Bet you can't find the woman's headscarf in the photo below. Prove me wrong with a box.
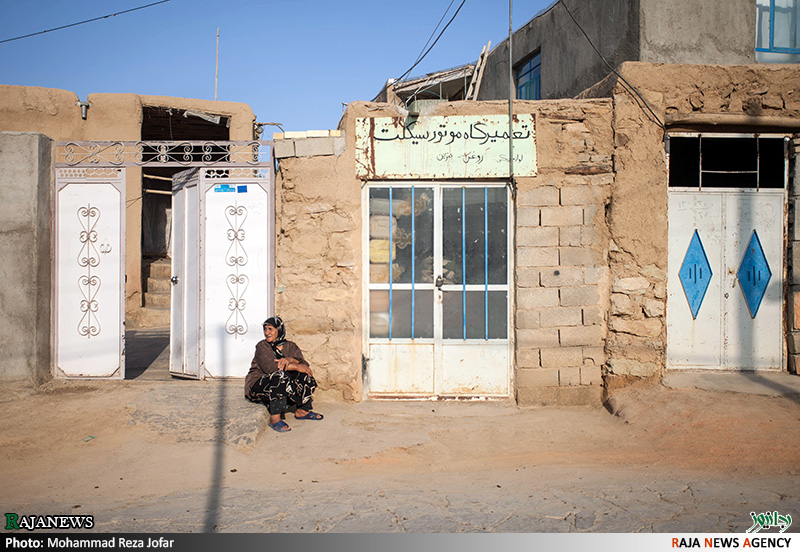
[262,316,286,358]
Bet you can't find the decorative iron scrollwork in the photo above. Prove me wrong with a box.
[57,141,272,167]
[225,203,249,337]
[77,204,102,338]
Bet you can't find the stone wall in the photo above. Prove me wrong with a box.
[582,62,800,380]
[273,119,384,401]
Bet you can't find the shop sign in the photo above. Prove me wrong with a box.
[355,114,536,179]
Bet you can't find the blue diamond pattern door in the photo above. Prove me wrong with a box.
[737,230,772,319]
[679,230,713,319]
[722,193,784,370]
[667,192,724,369]
[667,190,784,371]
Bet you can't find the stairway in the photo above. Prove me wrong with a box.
[135,258,171,328]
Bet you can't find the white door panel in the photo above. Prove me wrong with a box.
[722,193,784,369]
[368,343,435,394]
[667,193,723,368]
[55,176,125,378]
[170,171,274,379]
[667,190,784,370]
[202,182,270,378]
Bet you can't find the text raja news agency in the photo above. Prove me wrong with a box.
[5,536,174,549]
[672,538,792,549]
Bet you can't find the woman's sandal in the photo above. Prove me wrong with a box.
[295,411,323,420]
[269,420,291,432]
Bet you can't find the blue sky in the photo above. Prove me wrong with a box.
[0,0,553,137]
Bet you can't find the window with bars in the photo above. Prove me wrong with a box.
[668,135,787,189]
[367,185,509,341]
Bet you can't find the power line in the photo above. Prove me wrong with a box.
[375,0,467,101]
[396,0,467,84]
[411,0,457,68]
[0,0,174,45]
[558,0,665,130]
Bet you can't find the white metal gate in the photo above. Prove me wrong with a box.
[666,133,788,371]
[364,182,512,397]
[54,140,274,380]
[170,168,274,379]
[54,168,126,378]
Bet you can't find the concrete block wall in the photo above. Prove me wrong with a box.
[0,132,53,385]
[515,176,611,406]
[514,101,613,406]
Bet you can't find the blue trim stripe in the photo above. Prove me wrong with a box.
[770,0,775,51]
[411,186,416,338]
[388,187,393,340]
[462,187,466,340]
[484,187,488,340]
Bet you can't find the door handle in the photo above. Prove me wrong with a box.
[171,276,179,285]
[435,275,443,289]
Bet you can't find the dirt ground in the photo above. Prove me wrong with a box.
[1,379,798,532]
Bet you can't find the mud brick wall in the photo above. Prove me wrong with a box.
[789,136,800,374]
[514,101,613,406]
[583,62,800,380]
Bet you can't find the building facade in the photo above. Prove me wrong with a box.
[274,62,799,404]
[0,85,257,326]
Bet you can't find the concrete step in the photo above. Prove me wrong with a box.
[145,291,170,308]
[147,277,171,293]
[127,307,171,329]
[145,259,172,279]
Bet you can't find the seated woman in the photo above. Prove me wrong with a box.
[245,316,323,432]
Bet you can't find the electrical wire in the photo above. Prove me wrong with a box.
[396,0,467,84]
[0,0,173,45]
[557,0,665,130]
[411,0,457,67]
[375,0,467,101]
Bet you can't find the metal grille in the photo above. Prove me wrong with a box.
[55,141,273,168]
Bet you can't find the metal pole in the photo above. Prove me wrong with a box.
[508,0,514,181]
[215,28,220,101]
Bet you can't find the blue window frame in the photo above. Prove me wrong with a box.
[756,0,800,54]
[514,53,541,100]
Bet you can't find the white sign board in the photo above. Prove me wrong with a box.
[355,114,536,179]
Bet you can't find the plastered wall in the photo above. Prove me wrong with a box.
[0,132,52,384]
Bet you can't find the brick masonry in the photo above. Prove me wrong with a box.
[514,102,613,406]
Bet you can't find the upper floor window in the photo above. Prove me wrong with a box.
[514,53,541,100]
[756,0,800,54]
